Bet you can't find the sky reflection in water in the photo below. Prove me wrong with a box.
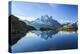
[12,31,78,53]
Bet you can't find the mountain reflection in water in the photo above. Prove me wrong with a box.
[12,30,77,53]
[31,30,59,40]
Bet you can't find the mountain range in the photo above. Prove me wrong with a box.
[24,15,62,30]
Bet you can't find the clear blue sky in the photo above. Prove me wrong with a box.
[11,1,78,24]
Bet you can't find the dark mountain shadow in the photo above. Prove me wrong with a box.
[9,15,36,46]
[72,22,78,31]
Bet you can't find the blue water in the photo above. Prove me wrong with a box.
[12,31,78,53]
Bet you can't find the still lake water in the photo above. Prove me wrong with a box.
[12,30,78,53]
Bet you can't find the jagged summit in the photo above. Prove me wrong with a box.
[29,15,62,29]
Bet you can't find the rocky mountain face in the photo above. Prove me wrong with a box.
[27,15,62,30]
